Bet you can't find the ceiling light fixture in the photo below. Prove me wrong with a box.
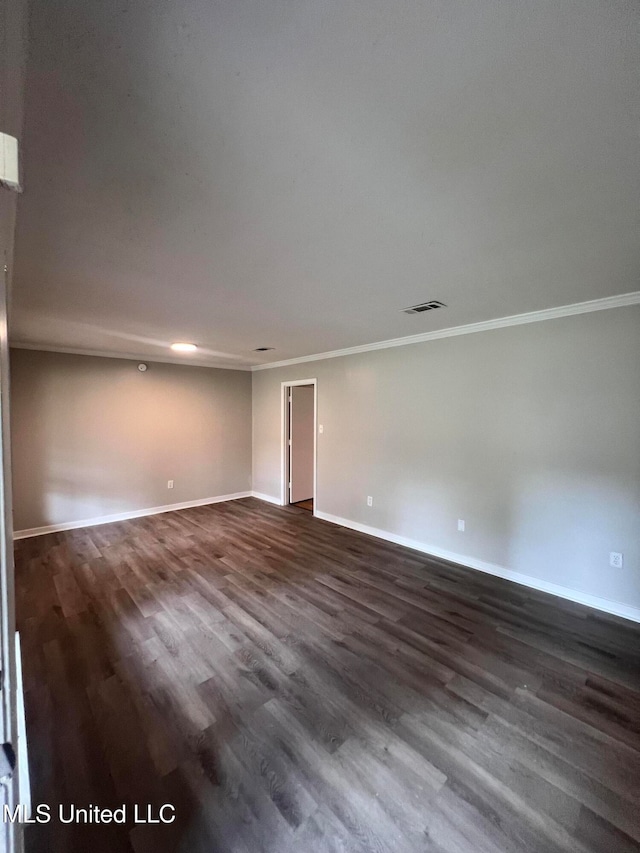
[253,347,274,352]
[170,342,198,353]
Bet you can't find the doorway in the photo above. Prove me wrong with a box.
[281,379,317,514]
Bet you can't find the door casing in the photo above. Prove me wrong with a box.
[280,379,317,513]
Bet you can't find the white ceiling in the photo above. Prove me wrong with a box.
[11,0,640,369]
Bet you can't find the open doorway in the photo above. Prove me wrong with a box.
[281,379,317,514]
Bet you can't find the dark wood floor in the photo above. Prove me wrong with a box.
[14,498,640,853]
[291,499,313,512]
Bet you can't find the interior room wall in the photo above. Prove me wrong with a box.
[10,349,252,531]
[252,305,640,615]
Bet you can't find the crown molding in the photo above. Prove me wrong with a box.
[251,291,640,371]
[9,291,639,373]
[9,342,252,371]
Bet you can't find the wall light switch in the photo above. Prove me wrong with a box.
[457,519,465,532]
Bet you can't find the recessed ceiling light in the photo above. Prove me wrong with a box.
[170,342,197,353]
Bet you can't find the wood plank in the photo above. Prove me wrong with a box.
[15,497,640,852]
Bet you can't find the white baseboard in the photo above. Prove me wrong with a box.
[16,493,639,625]
[13,491,253,539]
[314,510,640,624]
[251,491,283,505]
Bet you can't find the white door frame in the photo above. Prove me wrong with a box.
[281,379,317,513]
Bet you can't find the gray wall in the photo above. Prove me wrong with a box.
[253,306,640,611]
[11,349,252,530]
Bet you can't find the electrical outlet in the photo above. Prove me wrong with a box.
[610,552,623,568]
[167,480,174,489]
[319,424,324,434]
[457,519,465,532]
[367,496,373,507]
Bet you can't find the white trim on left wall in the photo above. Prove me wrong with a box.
[13,491,252,539]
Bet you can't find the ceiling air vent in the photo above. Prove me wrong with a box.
[402,300,446,315]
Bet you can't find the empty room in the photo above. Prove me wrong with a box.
[0,0,639,851]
